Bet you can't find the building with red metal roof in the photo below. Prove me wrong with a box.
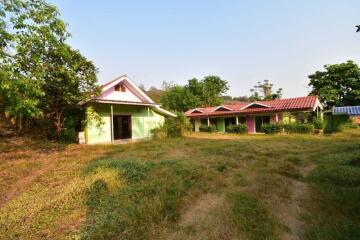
[185,96,323,133]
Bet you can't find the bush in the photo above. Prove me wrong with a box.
[151,113,190,138]
[226,124,247,134]
[313,118,324,130]
[199,124,217,132]
[262,123,282,134]
[323,115,351,134]
[283,123,314,134]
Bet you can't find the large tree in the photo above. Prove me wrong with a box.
[160,84,200,112]
[0,0,99,135]
[308,61,360,109]
[249,80,282,101]
[160,75,229,112]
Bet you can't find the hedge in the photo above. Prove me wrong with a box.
[323,115,351,134]
[226,124,247,134]
[262,123,282,134]
[283,123,314,134]
[199,125,217,132]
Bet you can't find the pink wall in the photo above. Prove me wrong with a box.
[246,116,254,133]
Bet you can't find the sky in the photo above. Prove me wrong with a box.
[50,0,360,98]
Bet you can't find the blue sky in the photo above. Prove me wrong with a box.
[50,0,360,98]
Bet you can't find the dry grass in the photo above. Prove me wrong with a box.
[0,129,359,239]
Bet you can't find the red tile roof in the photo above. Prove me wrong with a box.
[185,96,320,117]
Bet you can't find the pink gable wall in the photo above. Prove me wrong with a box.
[246,116,254,133]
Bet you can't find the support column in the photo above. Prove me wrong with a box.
[207,117,210,126]
[236,116,239,125]
[110,105,114,143]
[275,113,279,122]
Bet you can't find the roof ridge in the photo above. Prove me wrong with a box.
[100,74,128,88]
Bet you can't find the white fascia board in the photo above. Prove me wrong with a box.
[240,102,271,110]
[210,106,233,112]
[189,108,205,114]
[313,98,324,111]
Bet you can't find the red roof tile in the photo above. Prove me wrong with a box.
[185,96,320,117]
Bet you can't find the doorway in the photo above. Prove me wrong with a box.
[225,117,236,132]
[255,116,270,133]
[113,115,132,139]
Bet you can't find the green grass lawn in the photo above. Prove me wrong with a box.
[0,129,360,239]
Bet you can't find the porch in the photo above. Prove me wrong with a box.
[192,111,322,133]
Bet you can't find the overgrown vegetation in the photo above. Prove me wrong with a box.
[1,128,360,239]
[151,113,190,138]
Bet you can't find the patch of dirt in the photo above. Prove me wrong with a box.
[163,193,237,240]
[277,164,315,240]
[180,193,224,226]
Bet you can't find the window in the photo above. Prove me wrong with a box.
[210,118,217,126]
[200,119,207,125]
[115,84,126,92]
[238,117,246,124]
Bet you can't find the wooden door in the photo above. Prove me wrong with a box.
[113,115,132,139]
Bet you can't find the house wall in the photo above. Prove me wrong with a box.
[85,103,165,144]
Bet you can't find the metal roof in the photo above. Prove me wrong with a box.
[333,106,360,116]
[185,96,322,117]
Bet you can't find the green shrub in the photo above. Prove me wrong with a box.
[151,113,190,138]
[59,128,77,142]
[324,115,351,134]
[199,124,217,132]
[262,123,282,134]
[226,124,247,134]
[313,118,324,130]
[283,123,314,134]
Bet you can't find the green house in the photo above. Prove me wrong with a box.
[80,75,175,144]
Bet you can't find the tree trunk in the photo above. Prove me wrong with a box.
[54,110,62,138]
[17,115,23,135]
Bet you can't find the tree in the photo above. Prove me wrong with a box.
[0,0,99,136]
[249,80,282,101]
[161,85,196,112]
[308,60,360,109]
[40,44,99,136]
[160,75,229,112]
[144,86,164,103]
[201,75,229,106]
[221,95,249,104]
